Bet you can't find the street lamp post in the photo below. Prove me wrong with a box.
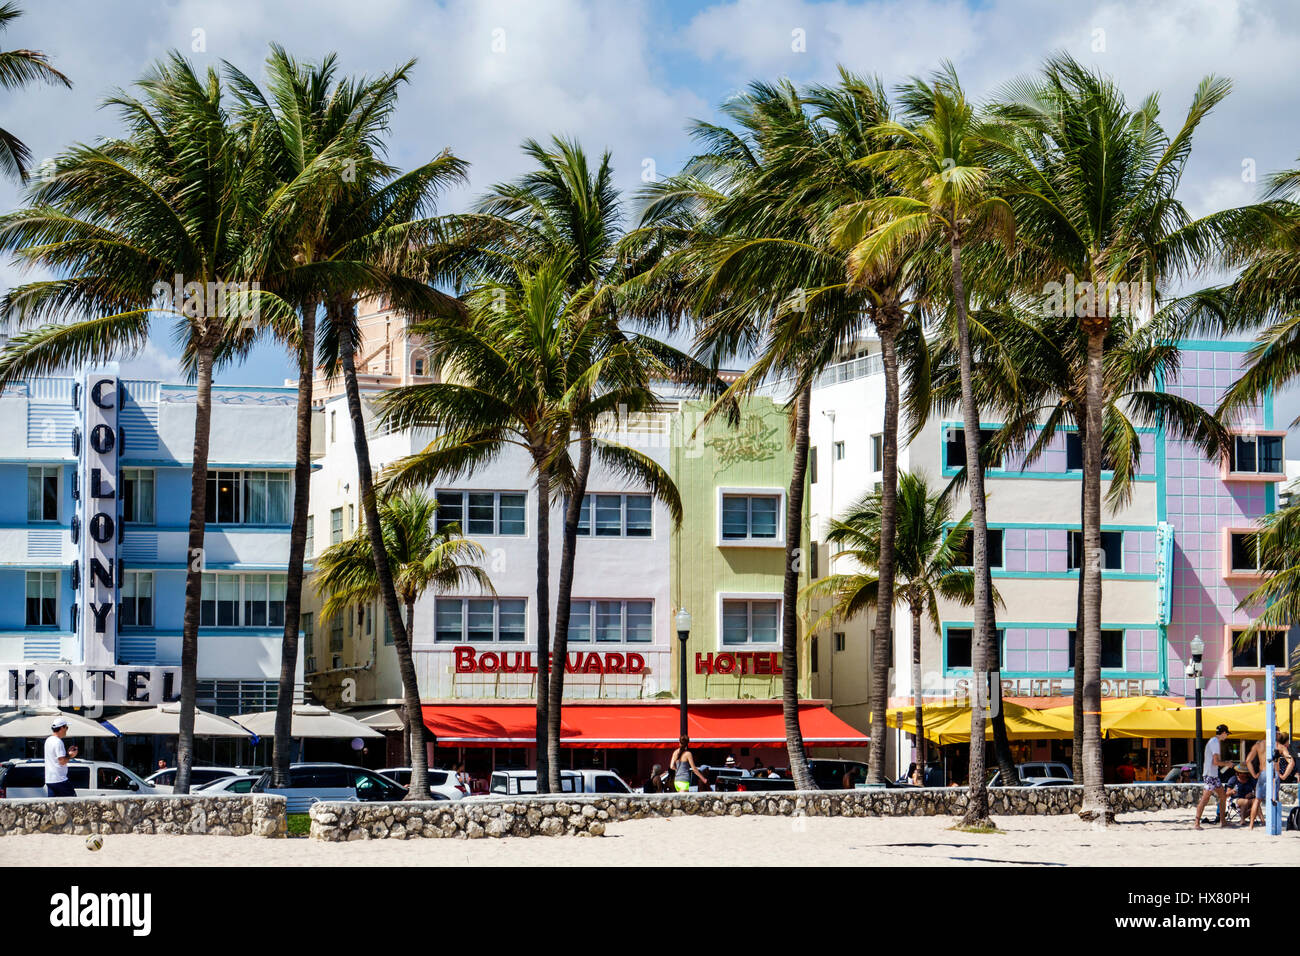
[1190,636,1205,771]
[675,609,692,741]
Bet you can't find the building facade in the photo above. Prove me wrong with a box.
[805,337,1294,777]
[1,369,304,739]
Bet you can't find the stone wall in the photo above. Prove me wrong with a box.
[0,795,286,837]
[309,783,1298,841]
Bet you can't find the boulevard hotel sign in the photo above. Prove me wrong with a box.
[4,371,180,709]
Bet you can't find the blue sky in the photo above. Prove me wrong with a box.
[1,0,1298,393]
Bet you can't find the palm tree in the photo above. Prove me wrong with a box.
[375,259,682,792]
[802,471,982,769]
[313,488,494,761]
[433,136,705,791]
[0,2,70,182]
[0,54,296,793]
[837,65,1014,822]
[942,303,1231,780]
[225,45,423,790]
[642,72,919,788]
[988,54,1231,822]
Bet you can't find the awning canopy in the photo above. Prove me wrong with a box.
[420,702,868,749]
[233,704,384,739]
[104,703,255,738]
[0,707,116,739]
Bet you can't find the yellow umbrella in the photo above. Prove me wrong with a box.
[885,701,1070,743]
[1036,695,1182,736]
[1105,700,1292,740]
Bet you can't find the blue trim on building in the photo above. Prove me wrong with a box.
[940,621,1161,680]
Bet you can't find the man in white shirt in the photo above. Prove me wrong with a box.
[1192,723,1234,830]
[44,717,79,797]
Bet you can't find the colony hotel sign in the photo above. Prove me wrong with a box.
[81,373,119,667]
[5,371,180,708]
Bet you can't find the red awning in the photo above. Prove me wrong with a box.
[421,702,868,749]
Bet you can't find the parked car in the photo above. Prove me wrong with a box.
[477,770,582,796]
[1161,763,1199,784]
[251,762,415,812]
[696,765,751,791]
[989,762,1074,787]
[379,767,467,800]
[571,769,632,794]
[809,759,870,790]
[715,773,795,792]
[145,766,249,792]
[194,774,261,795]
[0,759,156,798]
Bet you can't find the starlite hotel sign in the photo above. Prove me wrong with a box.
[4,370,180,710]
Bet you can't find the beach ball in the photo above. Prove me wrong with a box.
[85,835,103,851]
[350,737,364,751]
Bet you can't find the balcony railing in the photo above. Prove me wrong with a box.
[813,353,883,388]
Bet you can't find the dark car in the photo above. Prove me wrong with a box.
[808,759,871,790]
[715,774,795,792]
[252,762,418,812]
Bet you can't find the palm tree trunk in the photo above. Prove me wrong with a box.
[547,427,591,792]
[1072,469,1086,784]
[533,456,552,793]
[273,296,317,788]
[984,554,1018,785]
[951,238,994,827]
[404,599,416,766]
[867,317,901,785]
[910,601,925,776]
[783,384,814,790]
[337,302,431,800]
[1080,328,1109,822]
[174,340,215,795]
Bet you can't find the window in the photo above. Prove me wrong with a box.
[573,494,652,537]
[951,528,1005,569]
[329,616,343,652]
[568,600,653,643]
[1230,435,1283,474]
[945,628,1004,669]
[121,469,155,524]
[434,598,527,642]
[205,470,291,524]
[330,508,343,545]
[1230,629,1285,670]
[871,433,883,471]
[1229,532,1260,573]
[305,516,314,558]
[834,632,845,653]
[721,494,780,542]
[348,504,355,533]
[834,441,846,461]
[413,356,425,377]
[1068,630,1124,669]
[383,612,394,646]
[1068,531,1123,571]
[809,447,818,484]
[302,613,314,657]
[435,491,526,536]
[199,573,286,628]
[811,636,819,673]
[810,541,819,579]
[944,427,1002,468]
[119,571,153,628]
[1065,433,1115,472]
[721,599,779,645]
[26,466,59,522]
[330,410,337,443]
[25,571,57,627]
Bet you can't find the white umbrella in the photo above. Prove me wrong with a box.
[104,703,255,738]
[350,707,405,732]
[232,704,384,739]
[0,706,116,738]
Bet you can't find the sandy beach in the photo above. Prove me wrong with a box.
[2,809,1295,867]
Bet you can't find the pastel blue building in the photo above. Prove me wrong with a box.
[1,368,304,721]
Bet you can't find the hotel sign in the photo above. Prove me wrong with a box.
[953,677,1162,698]
[454,647,648,675]
[4,664,182,710]
[78,372,119,668]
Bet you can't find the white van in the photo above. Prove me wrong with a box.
[479,768,630,796]
[0,759,156,798]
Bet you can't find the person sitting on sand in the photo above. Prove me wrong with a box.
[1193,724,1235,830]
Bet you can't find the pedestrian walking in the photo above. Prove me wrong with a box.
[1245,732,1295,829]
[1193,724,1235,829]
[44,718,78,798]
[669,736,706,792]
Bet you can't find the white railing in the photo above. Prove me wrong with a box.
[813,353,884,388]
